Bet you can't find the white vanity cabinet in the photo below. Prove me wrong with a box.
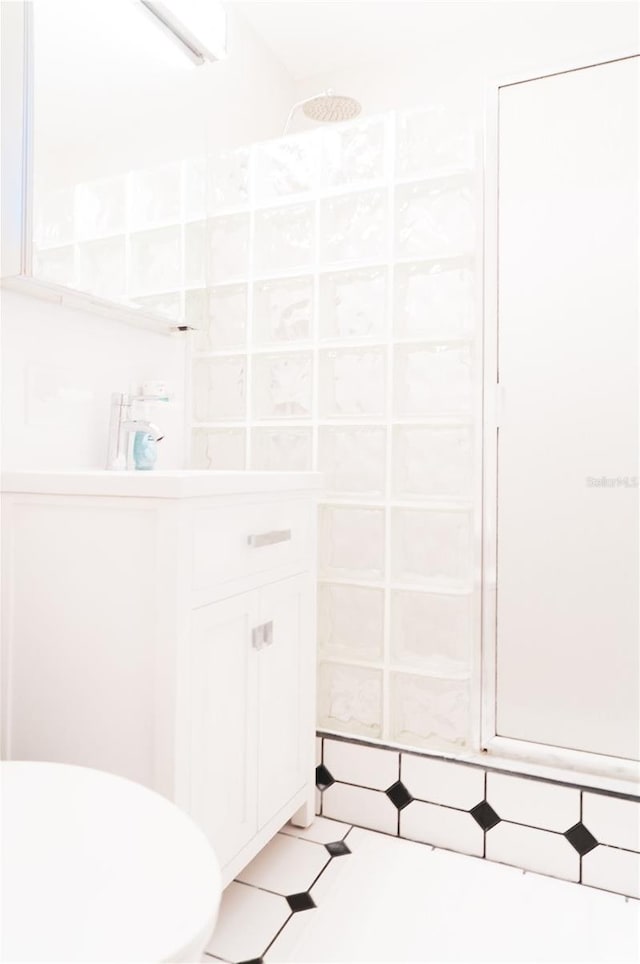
[188,575,312,872]
[1,471,321,884]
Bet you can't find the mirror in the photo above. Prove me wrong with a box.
[29,0,225,323]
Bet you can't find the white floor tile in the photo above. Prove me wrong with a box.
[486,772,580,832]
[401,753,485,809]
[486,821,579,882]
[236,831,330,895]
[323,739,399,790]
[583,793,640,852]
[582,845,640,899]
[206,881,289,962]
[266,827,639,962]
[322,782,398,834]
[280,815,351,844]
[266,852,351,961]
[401,799,484,856]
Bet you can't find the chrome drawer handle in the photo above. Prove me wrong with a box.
[247,529,291,549]
[251,620,274,650]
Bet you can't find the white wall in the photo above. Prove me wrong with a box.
[291,1,637,125]
[1,291,187,470]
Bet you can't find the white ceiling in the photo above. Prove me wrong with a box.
[233,0,636,80]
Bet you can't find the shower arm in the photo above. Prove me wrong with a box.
[282,89,333,136]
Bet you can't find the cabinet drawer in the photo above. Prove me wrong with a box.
[192,499,311,591]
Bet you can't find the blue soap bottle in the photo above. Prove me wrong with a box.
[133,431,158,471]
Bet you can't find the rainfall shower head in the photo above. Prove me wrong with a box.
[283,89,362,135]
[302,92,361,123]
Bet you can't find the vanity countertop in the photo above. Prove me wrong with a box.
[1,470,323,499]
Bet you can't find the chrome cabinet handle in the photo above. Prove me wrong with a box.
[247,529,291,548]
[251,620,274,650]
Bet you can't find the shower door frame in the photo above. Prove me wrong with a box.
[480,49,640,789]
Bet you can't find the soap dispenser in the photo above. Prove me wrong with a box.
[131,381,168,470]
[133,430,160,470]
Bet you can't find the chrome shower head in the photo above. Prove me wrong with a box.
[282,89,362,135]
[302,91,362,124]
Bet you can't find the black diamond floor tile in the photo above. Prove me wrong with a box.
[325,839,351,857]
[315,764,335,791]
[470,800,501,831]
[237,959,263,964]
[286,891,316,913]
[386,780,413,811]
[565,822,598,856]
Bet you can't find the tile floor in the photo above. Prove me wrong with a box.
[205,817,640,964]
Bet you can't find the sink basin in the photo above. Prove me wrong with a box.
[1,469,322,499]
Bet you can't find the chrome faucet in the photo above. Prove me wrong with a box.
[106,392,164,470]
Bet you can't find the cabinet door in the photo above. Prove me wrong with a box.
[257,575,313,827]
[188,593,258,868]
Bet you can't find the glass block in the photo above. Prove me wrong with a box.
[253,277,313,346]
[394,260,475,340]
[33,187,74,247]
[77,237,126,301]
[322,116,386,187]
[318,662,382,738]
[319,267,387,340]
[396,107,474,178]
[390,590,472,676]
[395,180,475,259]
[319,506,385,580]
[185,220,207,286]
[393,344,473,416]
[252,352,312,419]
[321,190,387,264]
[75,176,125,240]
[208,214,250,283]
[391,508,472,587]
[130,226,182,295]
[393,425,473,499]
[319,348,386,417]
[318,427,386,495]
[33,245,76,287]
[130,163,182,229]
[184,156,206,221]
[133,292,181,321]
[207,147,249,210]
[251,428,312,471]
[318,584,384,662]
[391,672,470,750]
[254,135,315,201]
[254,204,314,275]
[192,356,246,421]
[191,428,245,469]
[190,284,247,352]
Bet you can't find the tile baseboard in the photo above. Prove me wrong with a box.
[316,733,640,900]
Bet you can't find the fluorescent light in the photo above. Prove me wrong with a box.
[139,0,227,65]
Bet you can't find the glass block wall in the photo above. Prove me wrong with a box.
[191,109,482,755]
[33,107,481,753]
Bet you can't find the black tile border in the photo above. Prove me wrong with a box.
[317,729,640,803]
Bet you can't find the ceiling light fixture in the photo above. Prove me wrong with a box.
[138,0,227,65]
